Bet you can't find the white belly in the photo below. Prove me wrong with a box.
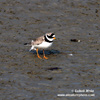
[34,42,53,49]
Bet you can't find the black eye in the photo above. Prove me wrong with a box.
[47,35,53,38]
[51,33,54,37]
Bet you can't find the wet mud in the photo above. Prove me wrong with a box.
[0,0,100,100]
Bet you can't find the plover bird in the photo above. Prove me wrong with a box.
[24,32,56,59]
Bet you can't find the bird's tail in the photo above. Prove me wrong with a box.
[24,43,31,46]
[24,40,34,46]
[24,40,35,51]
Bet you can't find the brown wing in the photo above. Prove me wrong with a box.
[33,35,45,45]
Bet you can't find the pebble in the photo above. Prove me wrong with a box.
[68,54,73,56]
[70,39,81,42]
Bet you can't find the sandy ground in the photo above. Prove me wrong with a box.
[0,0,100,100]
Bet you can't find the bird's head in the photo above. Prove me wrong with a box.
[45,32,56,41]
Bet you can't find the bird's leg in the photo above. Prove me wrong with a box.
[43,49,48,59]
[36,49,42,59]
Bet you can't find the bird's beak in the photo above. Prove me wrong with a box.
[53,37,56,39]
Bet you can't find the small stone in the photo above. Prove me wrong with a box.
[70,39,81,42]
[68,54,73,56]
[95,9,98,13]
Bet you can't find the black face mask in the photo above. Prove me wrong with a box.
[47,33,55,38]
[44,35,53,43]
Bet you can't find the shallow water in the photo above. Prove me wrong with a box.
[0,0,100,100]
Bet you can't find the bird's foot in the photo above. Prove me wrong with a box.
[38,56,42,59]
[43,56,48,59]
